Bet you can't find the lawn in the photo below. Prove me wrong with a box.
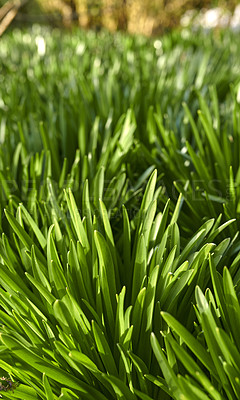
[0,25,240,399]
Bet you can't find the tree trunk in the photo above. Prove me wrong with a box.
[87,0,102,30]
[117,0,128,31]
[0,0,29,36]
[69,0,78,21]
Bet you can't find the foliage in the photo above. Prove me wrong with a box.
[0,26,240,399]
[2,0,240,34]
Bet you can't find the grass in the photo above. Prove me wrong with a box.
[0,25,240,399]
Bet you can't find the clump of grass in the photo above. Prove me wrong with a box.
[0,26,240,399]
[0,168,238,399]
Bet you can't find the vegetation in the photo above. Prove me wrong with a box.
[1,25,240,399]
[1,0,240,35]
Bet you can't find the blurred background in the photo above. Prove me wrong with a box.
[0,0,240,36]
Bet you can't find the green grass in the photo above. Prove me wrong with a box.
[0,26,240,399]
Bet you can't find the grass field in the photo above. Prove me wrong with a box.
[1,25,240,399]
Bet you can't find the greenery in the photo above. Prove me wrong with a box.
[0,25,240,399]
[2,0,240,35]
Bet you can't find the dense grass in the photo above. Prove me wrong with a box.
[0,26,240,399]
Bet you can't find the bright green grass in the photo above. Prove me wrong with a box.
[0,26,240,399]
